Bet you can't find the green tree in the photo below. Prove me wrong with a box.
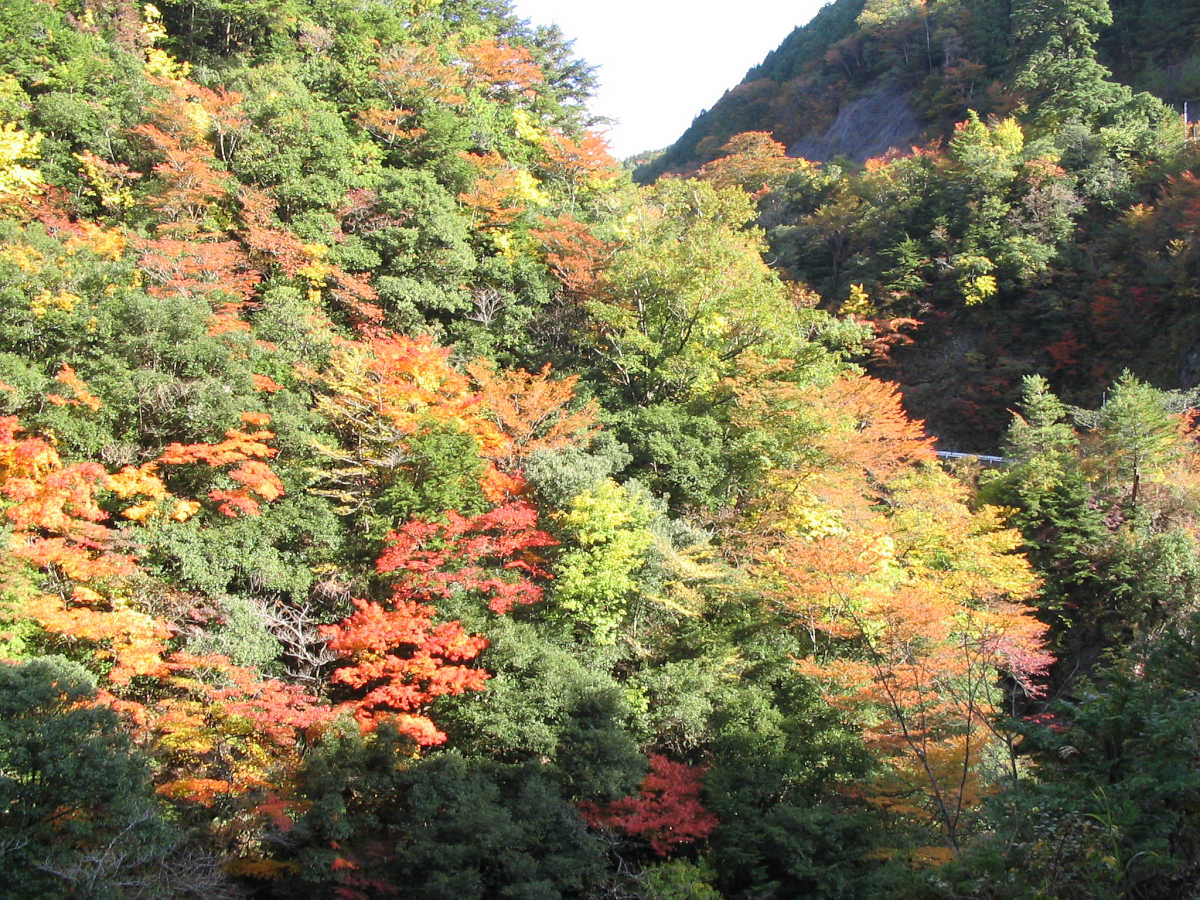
[0,657,195,898]
[293,730,607,899]
[681,603,877,898]
[1011,0,1121,126]
[580,179,856,507]
[232,64,373,223]
[984,375,1107,661]
[586,179,801,407]
[960,618,1200,899]
[437,613,644,799]
[552,478,656,644]
[944,113,1069,302]
[1002,375,1080,492]
[1090,370,1186,507]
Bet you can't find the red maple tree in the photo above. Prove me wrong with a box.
[580,755,719,856]
[321,502,555,743]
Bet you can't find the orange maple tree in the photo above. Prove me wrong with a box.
[1,407,288,686]
[536,130,619,212]
[131,119,233,234]
[310,334,523,510]
[0,415,164,684]
[743,374,1048,856]
[772,503,1048,856]
[150,651,333,870]
[697,131,815,196]
[801,373,937,483]
[529,214,614,296]
[459,39,544,99]
[457,151,530,228]
[467,359,599,471]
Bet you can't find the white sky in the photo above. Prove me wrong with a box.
[511,1,829,159]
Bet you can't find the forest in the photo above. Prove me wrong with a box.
[0,0,1199,897]
[640,0,1200,449]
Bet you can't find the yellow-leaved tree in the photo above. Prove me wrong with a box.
[0,120,42,200]
[749,374,1050,860]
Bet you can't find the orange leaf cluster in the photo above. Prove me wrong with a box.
[312,334,524,503]
[357,47,460,147]
[697,131,814,195]
[62,219,128,261]
[538,130,619,186]
[150,652,333,853]
[158,651,332,750]
[131,121,232,233]
[103,415,284,524]
[45,363,103,412]
[159,426,276,465]
[136,235,261,302]
[468,360,599,470]
[1,417,129,578]
[864,316,923,365]
[239,187,312,275]
[251,373,284,393]
[0,416,169,683]
[802,374,937,483]
[529,214,614,295]
[158,425,284,518]
[457,152,528,227]
[24,590,170,685]
[364,335,496,438]
[458,40,544,99]
[356,105,427,148]
[372,45,466,109]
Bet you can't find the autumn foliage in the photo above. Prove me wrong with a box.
[151,651,333,858]
[0,415,165,684]
[468,360,599,470]
[581,755,719,856]
[321,502,554,742]
[529,214,614,295]
[460,40,545,99]
[0,0,1148,893]
[749,385,1050,851]
[320,597,489,744]
[0,405,288,687]
[802,373,937,482]
[697,131,816,195]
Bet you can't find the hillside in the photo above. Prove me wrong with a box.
[1,1,1200,898]
[639,0,1200,180]
[638,0,1200,451]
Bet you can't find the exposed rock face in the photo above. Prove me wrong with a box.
[1177,337,1200,389]
[789,85,924,163]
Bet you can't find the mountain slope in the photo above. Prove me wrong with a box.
[637,0,1200,182]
